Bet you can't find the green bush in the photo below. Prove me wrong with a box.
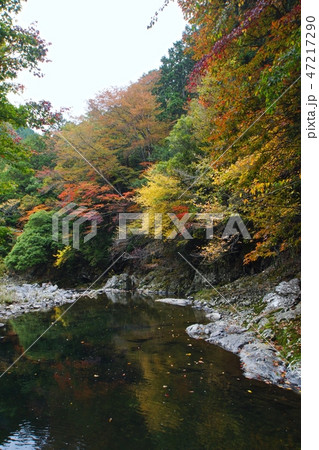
[4,210,59,272]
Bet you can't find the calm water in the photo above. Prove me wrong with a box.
[0,293,300,449]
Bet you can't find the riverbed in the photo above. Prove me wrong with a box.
[0,292,300,449]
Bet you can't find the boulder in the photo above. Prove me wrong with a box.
[155,298,192,307]
[103,273,136,291]
[275,279,300,296]
[206,312,221,321]
[186,322,255,354]
[263,278,300,312]
[239,343,285,384]
[274,303,301,323]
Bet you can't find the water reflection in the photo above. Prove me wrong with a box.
[1,422,50,449]
[0,293,300,449]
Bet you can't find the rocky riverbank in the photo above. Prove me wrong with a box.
[0,273,169,322]
[0,272,301,392]
[157,277,301,393]
[0,280,80,322]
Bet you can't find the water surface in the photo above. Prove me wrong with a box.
[0,293,300,449]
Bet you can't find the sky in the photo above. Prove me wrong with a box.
[10,0,186,118]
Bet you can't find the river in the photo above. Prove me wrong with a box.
[0,292,300,449]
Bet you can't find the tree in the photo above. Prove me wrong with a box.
[153,38,195,122]
[135,166,190,239]
[4,210,59,271]
[143,0,301,263]
[2,0,301,277]
[0,0,63,162]
[55,72,169,192]
[87,71,169,169]
[169,0,300,262]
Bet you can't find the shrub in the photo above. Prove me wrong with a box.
[4,210,59,272]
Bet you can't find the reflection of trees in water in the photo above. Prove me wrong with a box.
[51,306,69,328]
[0,295,300,449]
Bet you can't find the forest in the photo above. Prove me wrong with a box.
[0,1,303,446]
[0,0,301,285]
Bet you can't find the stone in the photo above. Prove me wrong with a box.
[186,322,255,354]
[286,367,301,387]
[186,323,206,339]
[103,273,135,291]
[208,331,256,353]
[0,282,81,321]
[275,278,300,296]
[263,279,300,312]
[206,312,221,321]
[274,304,301,323]
[155,298,192,307]
[239,343,285,385]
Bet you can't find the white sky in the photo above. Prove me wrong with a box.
[10,0,186,117]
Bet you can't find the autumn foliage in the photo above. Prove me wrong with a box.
[2,0,300,275]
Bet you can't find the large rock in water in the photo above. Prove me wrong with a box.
[239,343,285,384]
[103,274,136,291]
[186,322,256,354]
[155,298,193,307]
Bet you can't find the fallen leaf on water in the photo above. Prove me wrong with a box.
[186,353,192,356]
[247,390,252,394]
